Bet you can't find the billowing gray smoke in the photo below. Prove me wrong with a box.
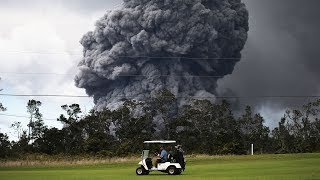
[75,0,249,109]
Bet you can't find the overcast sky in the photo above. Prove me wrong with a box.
[0,0,121,139]
[1,0,320,139]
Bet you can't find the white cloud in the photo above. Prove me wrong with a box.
[0,2,114,138]
[0,18,79,93]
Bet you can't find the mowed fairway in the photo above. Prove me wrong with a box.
[0,153,319,180]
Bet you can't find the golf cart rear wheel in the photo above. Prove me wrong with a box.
[167,166,176,175]
[136,167,144,175]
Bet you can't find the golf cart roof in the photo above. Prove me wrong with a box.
[143,140,176,144]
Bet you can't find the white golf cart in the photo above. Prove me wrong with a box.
[135,140,185,175]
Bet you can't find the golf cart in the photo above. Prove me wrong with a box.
[135,140,185,175]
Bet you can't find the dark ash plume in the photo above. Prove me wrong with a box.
[75,0,249,109]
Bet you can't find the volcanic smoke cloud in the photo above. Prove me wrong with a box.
[75,0,249,109]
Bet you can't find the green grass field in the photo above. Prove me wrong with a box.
[0,153,319,180]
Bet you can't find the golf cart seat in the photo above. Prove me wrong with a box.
[167,153,174,162]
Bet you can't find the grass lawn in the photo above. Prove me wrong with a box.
[0,153,319,180]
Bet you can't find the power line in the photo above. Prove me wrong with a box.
[0,72,74,76]
[0,50,82,56]
[0,113,57,121]
[0,72,226,78]
[117,75,225,78]
[0,51,241,60]
[0,93,320,99]
[0,94,89,98]
[117,56,241,60]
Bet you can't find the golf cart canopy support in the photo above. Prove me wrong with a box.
[143,140,176,144]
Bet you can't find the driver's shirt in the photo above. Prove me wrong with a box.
[160,149,168,162]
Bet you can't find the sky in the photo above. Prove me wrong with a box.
[0,0,121,139]
[1,0,320,139]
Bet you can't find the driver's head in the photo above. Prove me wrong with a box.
[160,146,164,151]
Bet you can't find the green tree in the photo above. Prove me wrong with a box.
[301,99,320,152]
[178,100,216,153]
[58,104,82,126]
[11,130,32,155]
[238,106,270,154]
[271,117,294,153]
[0,132,11,158]
[283,99,320,152]
[35,128,65,154]
[26,100,43,141]
[81,109,116,154]
[57,104,84,154]
[11,121,23,139]
[173,100,242,154]
[112,100,156,155]
[215,100,245,154]
[310,118,320,151]
[149,89,177,139]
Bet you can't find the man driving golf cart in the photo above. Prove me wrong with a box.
[136,140,186,175]
[159,146,168,162]
[152,146,167,167]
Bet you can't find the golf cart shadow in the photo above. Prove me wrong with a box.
[135,140,186,176]
[146,173,186,176]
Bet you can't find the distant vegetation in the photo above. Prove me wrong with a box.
[1,89,320,159]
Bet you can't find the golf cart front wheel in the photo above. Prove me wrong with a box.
[167,166,176,175]
[136,167,144,175]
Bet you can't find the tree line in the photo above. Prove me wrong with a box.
[1,89,320,159]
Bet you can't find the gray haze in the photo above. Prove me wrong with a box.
[218,0,320,114]
[75,0,249,109]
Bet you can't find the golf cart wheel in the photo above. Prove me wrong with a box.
[167,166,176,175]
[136,167,144,175]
